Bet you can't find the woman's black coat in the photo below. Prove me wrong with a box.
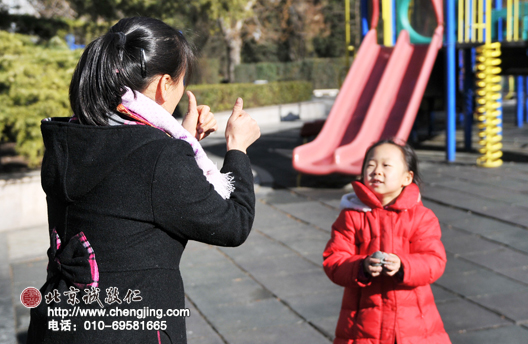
[27,118,255,343]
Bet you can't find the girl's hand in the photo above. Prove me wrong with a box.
[225,97,260,153]
[363,256,383,277]
[183,91,218,141]
[382,253,402,277]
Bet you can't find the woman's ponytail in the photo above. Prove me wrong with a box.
[69,17,195,125]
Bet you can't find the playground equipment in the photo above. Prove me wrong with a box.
[457,0,528,166]
[459,0,505,167]
[475,43,503,167]
[292,0,443,175]
[472,0,503,167]
[398,0,434,44]
[293,0,528,176]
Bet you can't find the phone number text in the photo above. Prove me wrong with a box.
[83,320,167,331]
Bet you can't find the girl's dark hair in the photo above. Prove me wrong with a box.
[69,17,195,125]
[360,139,422,186]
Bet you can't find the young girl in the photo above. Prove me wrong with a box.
[27,17,260,343]
[323,140,451,344]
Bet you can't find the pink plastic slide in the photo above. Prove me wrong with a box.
[293,13,443,176]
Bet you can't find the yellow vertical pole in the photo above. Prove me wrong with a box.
[478,0,484,42]
[514,0,519,40]
[465,0,471,42]
[382,0,393,46]
[507,0,513,41]
[459,0,464,43]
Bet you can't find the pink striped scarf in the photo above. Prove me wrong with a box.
[120,87,234,199]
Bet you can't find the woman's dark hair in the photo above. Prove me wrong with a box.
[69,17,195,125]
[360,139,422,186]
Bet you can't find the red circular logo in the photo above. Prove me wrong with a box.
[20,287,42,308]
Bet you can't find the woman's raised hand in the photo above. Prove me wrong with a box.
[225,98,260,154]
[182,91,218,141]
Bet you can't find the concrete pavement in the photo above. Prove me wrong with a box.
[2,100,528,343]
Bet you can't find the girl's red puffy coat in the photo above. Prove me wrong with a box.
[323,182,451,344]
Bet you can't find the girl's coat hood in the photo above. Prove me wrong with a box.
[340,181,421,211]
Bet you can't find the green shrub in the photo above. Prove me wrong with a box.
[184,81,313,113]
[234,64,257,84]
[235,58,348,89]
[0,31,81,167]
[255,63,280,82]
[56,19,112,46]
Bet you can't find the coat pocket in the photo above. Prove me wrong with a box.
[414,288,424,318]
[413,287,429,336]
[356,287,363,315]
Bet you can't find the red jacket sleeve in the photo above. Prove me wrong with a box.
[398,207,446,287]
[323,210,370,287]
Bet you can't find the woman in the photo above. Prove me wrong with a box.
[27,17,260,343]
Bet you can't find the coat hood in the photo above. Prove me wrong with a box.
[40,118,167,202]
[340,181,421,211]
[339,192,372,212]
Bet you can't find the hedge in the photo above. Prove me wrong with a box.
[234,58,349,89]
[184,81,313,113]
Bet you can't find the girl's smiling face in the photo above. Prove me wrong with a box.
[363,143,414,206]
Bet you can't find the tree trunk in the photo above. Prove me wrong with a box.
[218,17,243,83]
[217,0,254,83]
[353,0,361,49]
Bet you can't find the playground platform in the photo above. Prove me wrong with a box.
[1,100,528,344]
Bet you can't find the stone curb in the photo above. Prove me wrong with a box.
[0,233,16,344]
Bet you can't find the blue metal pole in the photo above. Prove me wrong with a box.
[521,3,528,125]
[517,76,524,128]
[392,0,397,45]
[494,0,503,130]
[464,49,474,151]
[458,49,465,126]
[496,0,503,40]
[361,0,369,39]
[483,0,487,40]
[496,88,503,131]
[525,76,528,123]
[458,49,464,93]
[446,0,457,161]
[469,0,473,41]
